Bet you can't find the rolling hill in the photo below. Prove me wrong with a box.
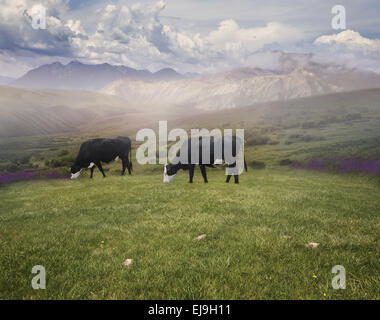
[102,65,380,111]
[0,84,379,165]
[0,86,139,138]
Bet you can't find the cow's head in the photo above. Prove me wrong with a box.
[70,164,82,180]
[163,163,180,183]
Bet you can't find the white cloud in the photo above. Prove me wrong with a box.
[0,0,305,75]
[314,30,380,54]
[70,1,304,72]
[313,30,380,72]
[3,1,380,77]
[208,20,302,52]
[0,0,85,55]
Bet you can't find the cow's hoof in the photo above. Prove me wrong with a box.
[204,181,208,183]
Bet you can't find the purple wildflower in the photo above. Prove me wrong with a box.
[0,170,66,185]
[290,158,380,175]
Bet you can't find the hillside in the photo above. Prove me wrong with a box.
[102,66,380,111]
[168,88,380,161]
[0,86,138,138]
[0,86,379,165]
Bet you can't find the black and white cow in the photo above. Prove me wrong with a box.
[164,135,247,184]
[70,136,132,179]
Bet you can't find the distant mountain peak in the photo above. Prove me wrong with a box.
[10,61,186,90]
[67,60,83,66]
[156,67,177,73]
[153,67,183,80]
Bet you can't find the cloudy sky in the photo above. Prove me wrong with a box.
[1,0,380,77]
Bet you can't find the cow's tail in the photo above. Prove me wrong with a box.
[129,146,133,172]
[244,156,248,172]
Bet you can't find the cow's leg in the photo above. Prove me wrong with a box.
[90,166,95,179]
[226,163,238,183]
[122,159,131,175]
[121,160,126,176]
[200,165,208,183]
[121,157,129,176]
[189,164,195,183]
[95,161,106,178]
[126,158,132,175]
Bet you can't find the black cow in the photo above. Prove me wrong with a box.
[70,136,132,179]
[164,135,247,184]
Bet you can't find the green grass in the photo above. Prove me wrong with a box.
[0,166,379,299]
[1,89,379,299]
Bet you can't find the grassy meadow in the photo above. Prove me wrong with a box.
[0,88,379,299]
[0,164,379,299]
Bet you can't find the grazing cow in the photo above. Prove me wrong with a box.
[164,135,247,184]
[70,136,132,179]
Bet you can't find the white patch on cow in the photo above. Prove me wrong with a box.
[163,167,177,183]
[114,156,119,161]
[214,159,223,165]
[70,170,82,180]
[88,162,95,168]
[164,173,176,183]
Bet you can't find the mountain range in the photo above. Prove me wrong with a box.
[10,61,187,91]
[5,55,380,111]
[102,64,380,110]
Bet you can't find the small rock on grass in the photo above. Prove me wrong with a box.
[123,258,133,266]
[194,234,207,241]
[307,242,320,248]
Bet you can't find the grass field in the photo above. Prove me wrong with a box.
[0,88,379,300]
[1,165,379,299]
